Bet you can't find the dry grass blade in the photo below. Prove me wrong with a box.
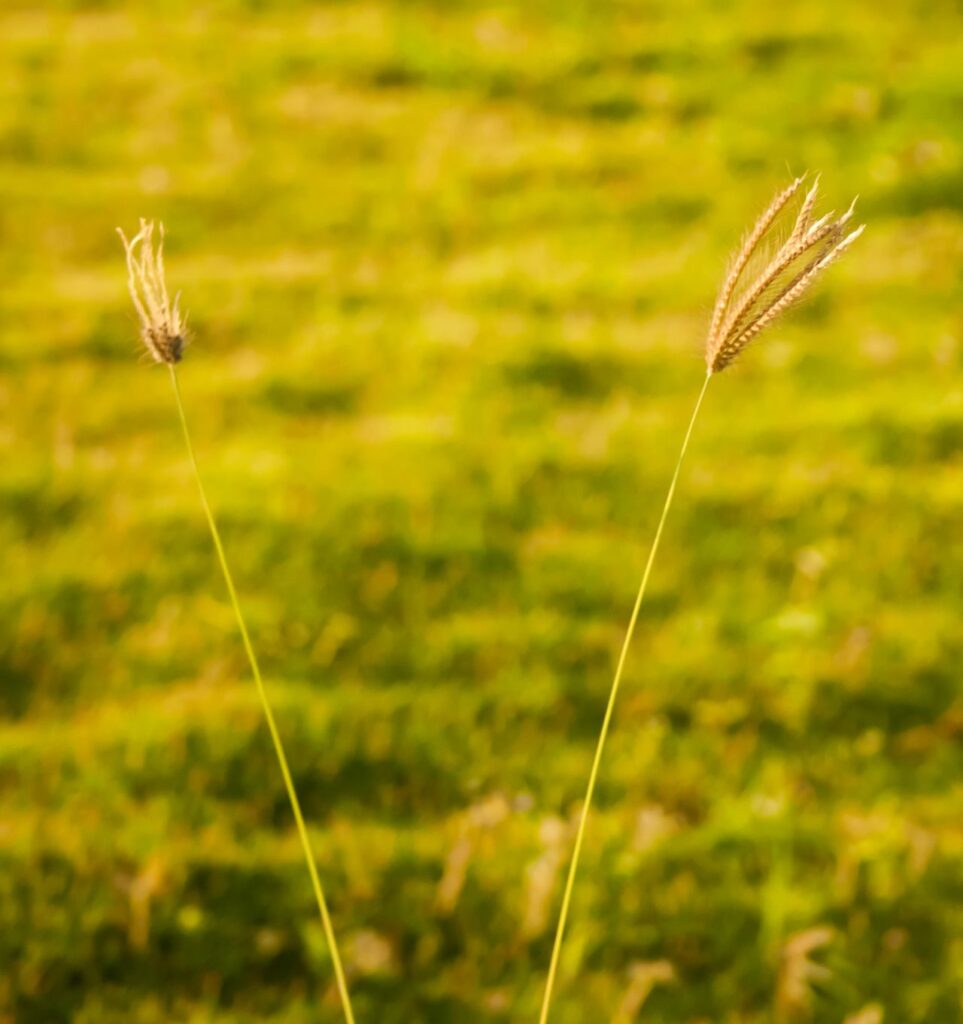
[706,178,864,373]
[776,925,834,1020]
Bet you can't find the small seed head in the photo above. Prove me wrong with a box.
[117,219,187,365]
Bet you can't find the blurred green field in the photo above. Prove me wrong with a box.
[2,1,963,1021]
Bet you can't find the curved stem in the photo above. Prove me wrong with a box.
[168,366,357,1024]
[538,371,712,1024]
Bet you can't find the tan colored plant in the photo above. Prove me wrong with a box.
[776,925,834,1020]
[119,220,187,365]
[706,175,863,372]
[118,220,357,1024]
[613,960,676,1023]
[539,177,863,1024]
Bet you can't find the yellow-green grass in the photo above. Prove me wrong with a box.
[2,1,963,1022]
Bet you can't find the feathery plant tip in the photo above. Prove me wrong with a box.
[117,219,187,365]
[117,220,357,1024]
[538,175,862,1024]
[706,174,864,373]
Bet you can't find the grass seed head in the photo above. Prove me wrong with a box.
[706,176,864,374]
[117,219,186,365]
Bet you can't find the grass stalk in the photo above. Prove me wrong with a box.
[538,370,711,1024]
[168,365,357,1024]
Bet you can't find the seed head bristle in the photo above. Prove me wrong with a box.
[117,219,186,365]
[787,173,821,246]
[705,178,863,374]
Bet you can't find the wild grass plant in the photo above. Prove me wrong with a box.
[118,221,356,1024]
[539,176,863,1023]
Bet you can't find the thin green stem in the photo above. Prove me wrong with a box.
[538,370,713,1024]
[168,366,357,1024]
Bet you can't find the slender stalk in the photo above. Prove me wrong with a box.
[538,370,712,1024]
[168,366,357,1024]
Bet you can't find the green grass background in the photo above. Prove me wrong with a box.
[2,1,962,1021]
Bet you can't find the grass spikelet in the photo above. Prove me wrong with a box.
[706,174,805,349]
[538,177,863,1024]
[706,178,864,372]
[117,221,357,1024]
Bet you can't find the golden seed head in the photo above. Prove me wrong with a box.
[705,176,864,374]
[117,219,187,365]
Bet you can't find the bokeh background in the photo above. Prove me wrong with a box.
[2,1,962,1022]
